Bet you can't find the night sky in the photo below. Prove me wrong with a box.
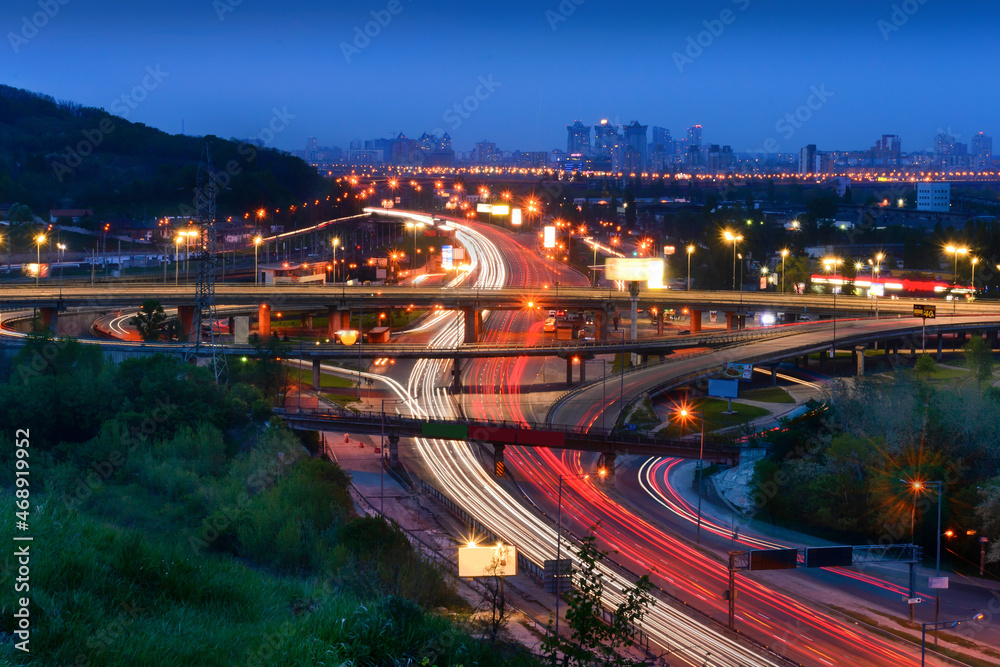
[4,0,998,154]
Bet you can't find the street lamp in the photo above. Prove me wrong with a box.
[253,236,263,286]
[780,249,789,294]
[971,257,978,294]
[686,244,695,291]
[723,231,742,291]
[904,479,945,637]
[174,236,182,285]
[945,245,968,284]
[331,237,341,284]
[872,252,884,319]
[405,221,424,272]
[823,257,843,364]
[921,614,983,667]
[34,234,46,286]
[674,406,706,543]
[554,469,607,643]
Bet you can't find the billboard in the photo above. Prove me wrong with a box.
[723,363,754,381]
[476,203,492,213]
[458,544,518,578]
[543,225,556,249]
[511,208,522,226]
[750,548,799,571]
[491,204,510,215]
[605,258,665,289]
[453,247,465,260]
[441,245,454,270]
[23,263,50,278]
[708,379,739,399]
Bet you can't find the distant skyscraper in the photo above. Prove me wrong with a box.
[872,134,901,166]
[475,140,501,166]
[623,121,648,173]
[567,121,591,155]
[652,126,672,148]
[687,124,703,147]
[306,136,318,161]
[799,144,817,175]
[972,132,993,170]
[594,119,617,157]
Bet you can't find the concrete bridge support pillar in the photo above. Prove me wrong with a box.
[937,334,944,361]
[580,358,586,383]
[178,305,196,342]
[312,359,322,392]
[656,308,664,336]
[493,444,505,477]
[388,434,399,467]
[690,309,702,335]
[566,357,574,385]
[463,307,481,344]
[257,303,271,339]
[957,332,967,348]
[327,307,350,337]
[988,330,998,350]
[725,312,735,332]
[855,346,866,376]
[738,315,747,330]
[304,313,314,329]
[595,308,612,341]
[771,365,778,385]
[38,307,59,333]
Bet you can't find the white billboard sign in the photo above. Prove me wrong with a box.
[512,208,522,226]
[458,544,518,578]
[605,258,665,289]
[491,204,510,215]
[543,225,556,249]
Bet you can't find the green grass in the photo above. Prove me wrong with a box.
[699,398,771,430]
[740,386,795,404]
[294,367,355,388]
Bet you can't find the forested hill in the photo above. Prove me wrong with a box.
[0,84,323,220]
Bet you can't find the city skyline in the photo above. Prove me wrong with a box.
[4,0,1000,153]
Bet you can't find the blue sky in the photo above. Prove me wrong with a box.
[4,0,998,154]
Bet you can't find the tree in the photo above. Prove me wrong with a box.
[543,528,654,667]
[129,299,167,341]
[964,335,995,393]
[8,203,33,224]
[475,545,516,646]
[915,353,937,380]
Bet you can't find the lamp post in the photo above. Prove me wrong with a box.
[724,231,742,291]
[254,235,263,286]
[406,221,424,272]
[554,470,606,644]
[823,258,843,366]
[907,479,944,640]
[872,253,884,319]
[946,245,968,285]
[34,234,46,287]
[971,257,978,295]
[174,236,182,285]
[921,614,983,667]
[331,237,340,284]
[687,244,695,291]
[674,407,706,543]
[780,249,789,294]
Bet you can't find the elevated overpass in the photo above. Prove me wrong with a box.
[276,408,744,477]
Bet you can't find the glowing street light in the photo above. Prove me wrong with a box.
[253,235,263,285]
[945,245,968,283]
[674,405,706,543]
[405,221,425,272]
[686,244,695,291]
[34,234,46,286]
[723,231,743,291]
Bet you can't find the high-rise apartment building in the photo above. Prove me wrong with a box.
[872,134,901,166]
[687,124,703,147]
[799,144,817,175]
[623,121,648,173]
[567,121,591,155]
[972,132,993,170]
[594,119,618,157]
